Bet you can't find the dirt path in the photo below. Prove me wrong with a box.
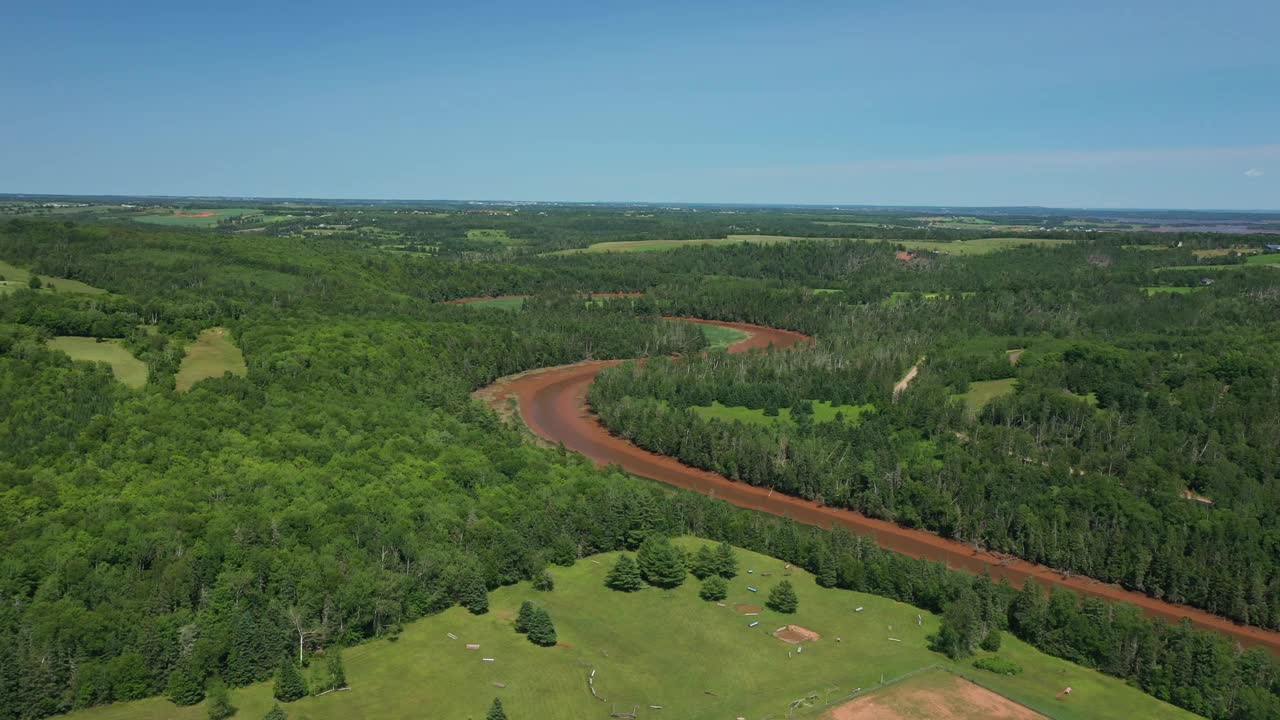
[892,356,924,399]
[476,319,1280,653]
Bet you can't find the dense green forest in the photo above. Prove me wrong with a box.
[2,218,1280,720]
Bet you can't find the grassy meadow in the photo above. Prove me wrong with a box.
[175,327,247,391]
[132,209,263,227]
[955,378,1018,415]
[46,337,148,388]
[0,259,108,295]
[57,540,1197,720]
[893,238,1070,256]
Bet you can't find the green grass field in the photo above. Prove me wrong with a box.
[466,229,526,244]
[1141,286,1203,295]
[175,327,247,392]
[0,259,108,295]
[1157,254,1280,272]
[692,400,876,427]
[132,208,263,227]
[456,296,527,311]
[58,540,1197,720]
[683,321,750,349]
[555,235,815,254]
[47,337,148,388]
[893,238,1071,256]
[885,291,977,305]
[955,378,1017,414]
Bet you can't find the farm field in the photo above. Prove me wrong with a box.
[132,208,263,227]
[1157,254,1280,272]
[46,337,148,388]
[456,296,527,310]
[692,400,876,427]
[175,327,247,391]
[554,234,816,254]
[892,238,1070,256]
[0,259,108,295]
[57,541,1197,720]
[956,378,1017,414]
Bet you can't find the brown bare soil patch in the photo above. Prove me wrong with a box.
[174,211,216,218]
[1007,349,1025,364]
[733,603,762,615]
[824,672,1044,720]
[773,624,821,643]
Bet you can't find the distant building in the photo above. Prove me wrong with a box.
[1264,244,1280,253]
[895,250,917,262]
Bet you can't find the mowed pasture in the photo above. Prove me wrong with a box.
[0,259,108,295]
[57,540,1197,720]
[133,208,263,227]
[554,234,815,254]
[1157,253,1280,272]
[175,327,247,391]
[892,238,1071,256]
[549,235,1072,256]
[47,337,148,388]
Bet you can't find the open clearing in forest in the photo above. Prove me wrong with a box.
[553,234,816,254]
[466,228,527,244]
[956,378,1018,414]
[132,208,264,227]
[1157,254,1280,272]
[47,337,148,388]
[885,290,977,305]
[822,669,1045,720]
[673,320,750,349]
[1142,286,1204,295]
[175,327,247,391]
[58,540,1197,720]
[891,238,1070,256]
[0,259,108,295]
[692,400,875,427]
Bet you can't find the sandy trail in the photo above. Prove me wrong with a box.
[892,356,923,398]
[473,314,1280,653]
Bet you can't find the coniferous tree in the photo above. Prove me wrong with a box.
[273,659,307,703]
[932,589,983,660]
[605,555,643,592]
[527,608,557,647]
[815,549,838,588]
[226,612,267,687]
[206,679,236,720]
[515,601,536,633]
[766,580,798,614]
[166,660,205,706]
[636,536,687,589]
[714,542,738,578]
[691,545,717,579]
[263,704,287,720]
[486,697,508,720]
[700,575,728,601]
[458,573,490,615]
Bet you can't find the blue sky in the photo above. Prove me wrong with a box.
[2,1,1277,208]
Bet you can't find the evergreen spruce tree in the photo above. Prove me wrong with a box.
[766,580,799,613]
[532,569,554,591]
[263,703,287,720]
[166,660,205,706]
[206,679,236,720]
[699,575,728,602]
[636,536,687,589]
[272,658,307,702]
[486,697,508,720]
[714,542,739,579]
[515,601,536,633]
[325,648,346,690]
[815,549,838,588]
[605,555,643,592]
[931,589,983,660]
[226,612,264,686]
[457,572,490,615]
[527,608,557,647]
[691,545,717,579]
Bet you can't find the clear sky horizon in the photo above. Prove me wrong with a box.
[2,1,1277,209]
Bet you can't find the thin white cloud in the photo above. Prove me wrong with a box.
[1245,168,1265,177]
[723,145,1280,179]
